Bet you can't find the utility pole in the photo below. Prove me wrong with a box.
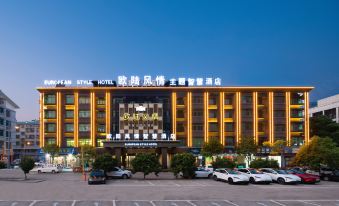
[6,136,11,168]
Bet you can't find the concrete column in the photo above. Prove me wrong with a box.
[336,107,339,123]
[115,148,122,165]
[161,147,168,169]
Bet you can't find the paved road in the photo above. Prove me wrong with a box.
[1,200,339,206]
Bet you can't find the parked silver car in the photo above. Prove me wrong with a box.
[106,167,132,179]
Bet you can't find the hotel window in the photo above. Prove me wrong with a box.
[79,124,90,132]
[224,110,233,118]
[65,95,74,105]
[65,124,74,132]
[45,94,56,104]
[225,123,234,132]
[275,124,285,132]
[242,109,253,118]
[97,98,105,105]
[46,138,56,145]
[292,137,304,146]
[79,97,90,104]
[291,123,303,132]
[0,130,3,137]
[193,96,203,104]
[209,123,218,132]
[66,138,74,147]
[242,95,252,104]
[177,110,185,118]
[208,110,218,118]
[177,97,185,105]
[79,138,90,146]
[0,118,4,125]
[193,110,203,117]
[226,136,235,146]
[65,110,74,118]
[274,110,285,118]
[97,124,105,133]
[45,110,56,119]
[6,120,11,127]
[46,123,56,133]
[79,110,90,118]
[177,123,185,132]
[97,111,105,118]
[193,123,203,131]
[0,107,4,114]
[209,95,217,105]
[96,139,104,147]
[224,95,233,105]
[274,96,285,104]
[6,110,10,117]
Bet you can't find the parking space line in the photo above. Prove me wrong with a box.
[112,200,116,206]
[134,202,140,206]
[256,203,268,206]
[270,200,286,206]
[223,200,240,206]
[211,202,221,206]
[10,202,18,206]
[71,200,76,206]
[299,201,321,206]
[187,201,198,206]
[150,201,156,206]
[53,202,59,206]
[147,181,155,186]
[29,200,37,206]
[170,202,179,206]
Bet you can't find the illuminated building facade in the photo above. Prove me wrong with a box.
[37,85,313,168]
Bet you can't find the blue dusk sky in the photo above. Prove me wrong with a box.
[0,0,339,121]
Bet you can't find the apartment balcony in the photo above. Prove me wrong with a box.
[208,105,218,109]
[44,119,57,123]
[290,118,304,122]
[224,105,234,109]
[43,105,56,110]
[224,118,234,122]
[208,118,218,123]
[65,105,74,110]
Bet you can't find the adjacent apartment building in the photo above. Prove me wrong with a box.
[0,90,19,163]
[13,120,40,161]
[310,94,339,123]
[37,81,313,168]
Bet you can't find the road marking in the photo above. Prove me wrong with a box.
[29,201,37,206]
[171,182,181,186]
[270,200,286,206]
[71,200,76,206]
[223,200,240,206]
[187,201,197,206]
[134,202,140,206]
[53,202,59,206]
[11,202,17,206]
[147,181,155,186]
[170,202,179,206]
[211,202,221,206]
[94,202,99,206]
[256,203,268,206]
[112,200,116,206]
[150,201,156,206]
[299,201,321,206]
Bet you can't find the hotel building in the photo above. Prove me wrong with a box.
[37,84,313,168]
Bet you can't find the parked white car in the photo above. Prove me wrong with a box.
[106,167,132,179]
[237,168,272,184]
[31,165,61,173]
[260,168,301,184]
[205,165,214,172]
[62,166,73,172]
[195,168,213,178]
[213,168,249,184]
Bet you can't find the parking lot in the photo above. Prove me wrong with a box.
[0,170,339,205]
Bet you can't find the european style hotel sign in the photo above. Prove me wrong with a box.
[43,75,222,87]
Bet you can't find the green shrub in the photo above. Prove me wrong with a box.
[131,153,162,179]
[171,153,196,179]
[92,154,118,175]
[20,156,35,180]
[0,161,6,169]
[212,157,236,169]
[250,158,279,169]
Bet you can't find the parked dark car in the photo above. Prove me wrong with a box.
[88,170,106,185]
[321,170,339,181]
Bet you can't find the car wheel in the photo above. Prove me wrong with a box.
[38,170,41,174]
[277,178,285,185]
[249,177,255,184]
[228,178,234,185]
[208,174,212,179]
[324,176,329,181]
[122,174,128,179]
[213,175,218,181]
[52,170,56,174]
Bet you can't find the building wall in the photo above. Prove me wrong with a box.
[37,87,312,150]
[310,94,339,123]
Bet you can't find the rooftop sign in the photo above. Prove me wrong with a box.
[43,75,222,87]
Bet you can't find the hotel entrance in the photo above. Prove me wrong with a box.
[124,148,157,169]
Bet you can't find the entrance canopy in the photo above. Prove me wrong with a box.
[103,140,181,149]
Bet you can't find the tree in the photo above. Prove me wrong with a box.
[211,157,236,169]
[292,136,339,170]
[236,137,258,167]
[311,116,339,146]
[79,145,97,168]
[171,153,196,179]
[131,153,161,179]
[42,144,60,164]
[92,154,118,175]
[201,138,224,161]
[19,156,35,180]
[250,159,279,169]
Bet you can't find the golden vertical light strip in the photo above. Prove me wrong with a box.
[106,91,111,139]
[57,91,62,147]
[186,92,190,147]
[74,91,79,147]
[268,92,274,144]
[285,92,291,146]
[219,92,224,145]
[236,92,241,144]
[253,92,258,144]
[203,92,208,142]
[304,92,310,144]
[39,93,44,147]
[171,92,177,135]
[90,91,96,146]
[206,92,209,142]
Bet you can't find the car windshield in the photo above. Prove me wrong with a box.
[249,169,263,174]
[290,170,304,174]
[276,170,288,174]
[90,171,104,176]
[226,169,238,175]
